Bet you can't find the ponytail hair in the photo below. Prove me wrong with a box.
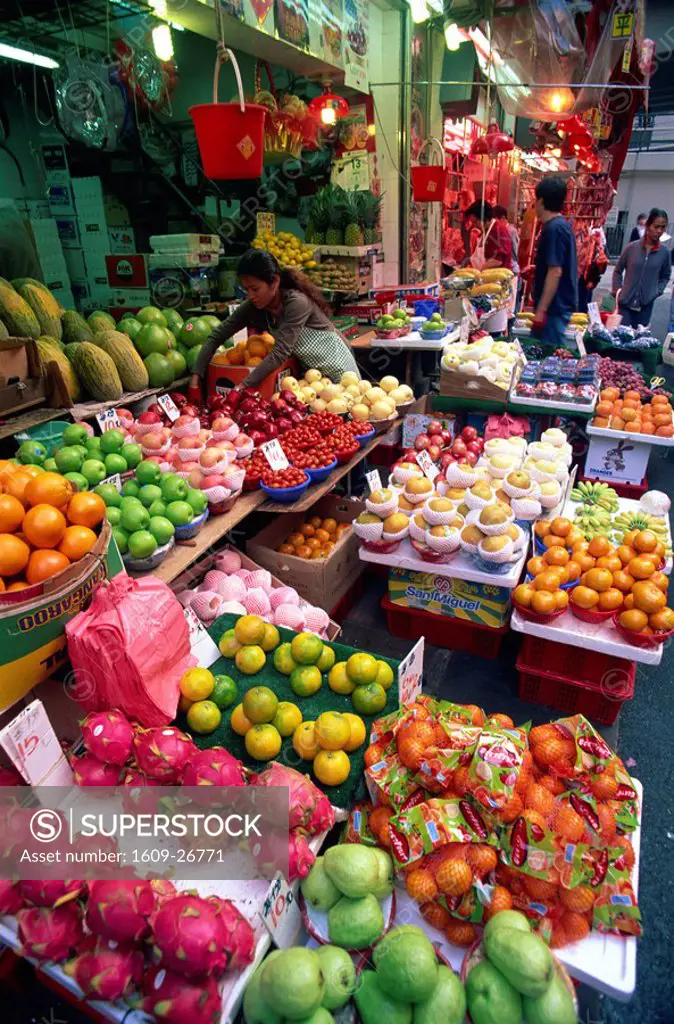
[237,249,331,316]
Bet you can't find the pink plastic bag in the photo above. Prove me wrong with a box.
[485,412,531,440]
[66,575,195,726]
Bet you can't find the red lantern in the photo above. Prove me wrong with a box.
[469,122,514,158]
[308,84,349,126]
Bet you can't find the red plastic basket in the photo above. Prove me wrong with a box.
[569,602,616,623]
[512,598,567,624]
[518,634,633,686]
[382,595,508,658]
[516,651,635,725]
[412,139,447,202]
[612,611,674,648]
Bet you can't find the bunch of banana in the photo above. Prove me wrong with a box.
[613,510,669,543]
[574,504,614,540]
[570,480,620,512]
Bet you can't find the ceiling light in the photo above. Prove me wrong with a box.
[152,24,174,62]
[444,20,462,51]
[409,0,429,24]
[0,42,59,69]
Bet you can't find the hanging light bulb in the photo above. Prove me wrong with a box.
[548,88,574,114]
[308,82,350,125]
[444,20,462,51]
[152,23,174,61]
[321,106,336,125]
[409,0,429,23]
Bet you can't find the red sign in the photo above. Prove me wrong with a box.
[106,254,148,288]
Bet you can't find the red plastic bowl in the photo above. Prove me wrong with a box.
[512,598,567,624]
[335,446,359,464]
[569,602,617,623]
[612,611,674,648]
[410,537,459,563]
[361,539,402,554]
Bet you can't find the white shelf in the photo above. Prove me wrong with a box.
[587,418,674,448]
[359,536,527,588]
[511,607,663,665]
[316,243,382,257]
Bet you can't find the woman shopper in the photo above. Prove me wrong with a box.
[612,208,671,328]
[189,250,359,395]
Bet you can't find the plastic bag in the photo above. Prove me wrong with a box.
[485,412,530,440]
[66,575,194,725]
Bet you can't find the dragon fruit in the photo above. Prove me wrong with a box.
[249,826,316,882]
[205,897,255,969]
[65,936,144,1000]
[81,709,134,765]
[0,764,25,786]
[252,763,320,830]
[18,902,84,962]
[305,793,335,835]
[133,726,195,781]
[86,880,155,943]
[142,966,222,1024]
[288,829,316,881]
[0,880,24,914]
[182,747,246,787]
[19,880,85,908]
[151,894,229,977]
[71,753,122,787]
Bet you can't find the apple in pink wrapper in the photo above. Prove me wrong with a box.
[215,549,242,573]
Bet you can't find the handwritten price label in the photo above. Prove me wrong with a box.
[365,469,382,493]
[101,473,122,492]
[587,302,601,325]
[398,637,424,707]
[96,408,121,433]
[416,449,439,481]
[157,394,180,422]
[260,873,301,948]
[182,607,220,667]
[261,439,289,471]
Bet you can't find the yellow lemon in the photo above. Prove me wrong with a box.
[272,701,302,737]
[375,661,395,691]
[230,703,253,736]
[342,712,367,752]
[315,711,351,751]
[179,666,214,702]
[242,685,278,723]
[234,614,266,646]
[313,749,350,786]
[261,623,280,652]
[186,700,221,735]
[245,724,282,761]
[328,662,355,695]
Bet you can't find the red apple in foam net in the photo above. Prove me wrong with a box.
[198,429,211,444]
[174,414,196,431]
[233,433,252,449]
[188,469,204,489]
[463,450,478,466]
[451,439,467,458]
[201,474,225,490]
[211,416,234,433]
[142,432,166,450]
[414,434,431,451]
[200,447,225,470]
[145,456,162,465]
[427,421,443,436]
[117,408,134,425]
[137,411,161,427]
[178,436,199,450]
[428,444,442,462]
[461,426,478,443]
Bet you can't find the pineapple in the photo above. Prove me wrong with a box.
[308,191,330,245]
[358,191,383,245]
[344,190,365,248]
[324,185,347,247]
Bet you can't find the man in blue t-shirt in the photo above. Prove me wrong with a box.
[532,177,578,345]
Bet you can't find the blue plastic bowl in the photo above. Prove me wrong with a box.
[354,428,375,448]
[306,459,337,483]
[174,508,209,540]
[260,478,310,503]
[420,328,447,341]
[471,554,513,575]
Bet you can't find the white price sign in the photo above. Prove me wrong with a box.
[0,699,74,786]
[96,408,121,433]
[398,637,424,707]
[262,439,289,471]
[157,394,180,422]
[365,469,382,493]
[101,473,122,492]
[182,606,220,667]
[260,873,302,949]
[575,329,587,358]
[587,302,601,325]
[416,449,439,481]
[462,297,479,328]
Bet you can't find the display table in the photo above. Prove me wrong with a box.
[359,536,527,589]
[360,327,460,385]
[511,607,663,666]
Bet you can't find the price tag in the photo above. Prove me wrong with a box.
[0,700,74,786]
[101,473,122,492]
[459,316,470,345]
[587,302,601,325]
[257,212,276,237]
[157,394,180,422]
[261,439,289,471]
[260,873,301,949]
[416,449,439,481]
[96,408,121,433]
[215,384,231,396]
[398,637,424,707]
[462,297,479,328]
[365,469,382,493]
[182,607,220,667]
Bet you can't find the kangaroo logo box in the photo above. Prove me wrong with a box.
[585,436,649,485]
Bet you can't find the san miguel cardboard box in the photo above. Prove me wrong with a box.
[247,495,365,613]
[388,567,511,628]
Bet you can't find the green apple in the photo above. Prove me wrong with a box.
[138,484,163,508]
[121,479,140,498]
[99,429,125,454]
[148,499,167,517]
[42,458,58,473]
[112,526,129,554]
[127,530,158,559]
[54,446,83,474]
[17,440,47,465]
[94,483,123,507]
[121,443,142,469]
[186,488,208,515]
[104,453,128,475]
[160,474,188,502]
[106,506,122,526]
[120,503,150,532]
[135,460,162,485]
[81,459,107,486]
[165,500,193,527]
[149,516,175,546]
[62,423,89,447]
[64,472,89,493]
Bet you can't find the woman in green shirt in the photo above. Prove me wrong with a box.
[190,250,359,393]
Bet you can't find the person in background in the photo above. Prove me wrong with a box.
[464,200,513,269]
[0,200,43,281]
[629,213,647,242]
[578,226,609,312]
[612,208,671,328]
[532,177,578,344]
[494,205,520,276]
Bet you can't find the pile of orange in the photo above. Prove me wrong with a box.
[513,518,586,616]
[593,388,673,437]
[276,515,350,560]
[0,462,106,593]
[215,332,275,369]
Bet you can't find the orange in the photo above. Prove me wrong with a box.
[484,885,513,921]
[314,528,330,543]
[300,523,315,537]
[543,534,566,549]
[305,537,321,550]
[322,517,337,534]
[2,470,32,505]
[534,521,551,538]
[25,549,70,584]
[58,525,97,561]
[552,805,585,843]
[531,591,557,615]
[565,527,584,547]
[649,607,674,632]
[539,774,565,795]
[533,569,563,593]
[515,583,535,609]
[0,494,25,533]
[583,567,612,592]
[405,868,438,903]
[22,504,67,549]
[444,919,478,947]
[628,556,655,580]
[597,588,624,611]
[633,529,658,553]
[575,551,595,572]
[288,532,305,547]
[24,472,73,509]
[553,589,569,610]
[550,516,572,537]
[0,578,4,592]
[277,543,294,554]
[499,792,523,823]
[308,516,322,529]
[650,570,669,593]
[565,560,581,581]
[596,554,621,573]
[527,556,546,576]
[631,580,666,614]
[570,585,599,610]
[66,492,105,528]
[591,772,618,801]
[466,844,498,879]
[596,803,616,840]
[524,781,556,818]
[6,579,29,592]
[533,735,575,766]
[612,570,635,593]
[523,874,558,901]
[623,594,635,610]
[435,858,473,897]
[619,608,648,632]
[545,547,569,567]
[0,534,30,577]
[419,901,451,931]
[587,535,610,558]
[296,545,312,559]
[623,529,639,547]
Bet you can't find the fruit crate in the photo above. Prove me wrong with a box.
[518,634,635,686]
[207,356,299,402]
[516,648,635,725]
[382,595,509,658]
[578,468,649,501]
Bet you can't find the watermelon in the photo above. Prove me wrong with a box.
[137,306,167,328]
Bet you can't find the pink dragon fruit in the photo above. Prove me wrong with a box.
[252,762,320,830]
[81,709,134,765]
[249,826,316,882]
[65,936,144,1000]
[19,880,85,908]
[205,897,255,969]
[182,747,246,787]
[305,793,335,835]
[122,768,162,787]
[142,966,222,1024]
[151,894,229,977]
[133,726,195,782]
[86,880,155,943]
[18,902,84,962]
[0,764,25,786]
[288,829,316,881]
[0,880,24,914]
[71,753,122,787]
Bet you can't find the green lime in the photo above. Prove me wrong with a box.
[211,675,238,710]
[112,526,129,554]
[106,506,122,526]
[99,429,125,454]
[127,529,158,559]
[94,483,122,507]
[120,503,150,532]
[121,479,140,497]
[148,515,175,546]
[135,460,162,485]
[104,453,128,475]
[121,443,142,468]
[138,483,163,508]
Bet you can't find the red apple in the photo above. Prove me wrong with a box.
[233,433,252,449]
[461,426,478,443]
[463,450,478,466]
[248,429,267,446]
[414,434,431,451]
[428,444,442,461]
[137,410,162,426]
[288,410,304,424]
[450,439,467,459]
[466,440,483,455]
[276,417,292,434]
[200,474,225,490]
[402,449,418,463]
[440,453,455,470]
[427,421,443,436]
[177,436,199,450]
[200,448,225,469]
[169,392,187,408]
[270,398,288,414]
[439,430,453,447]
[142,432,166,450]
[181,404,200,418]
[211,415,235,433]
[226,390,241,410]
[265,423,279,439]
[197,429,211,444]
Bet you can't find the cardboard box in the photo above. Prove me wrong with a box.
[109,226,136,253]
[63,248,86,282]
[0,338,47,415]
[247,495,365,613]
[388,568,511,628]
[55,216,80,248]
[84,252,110,287]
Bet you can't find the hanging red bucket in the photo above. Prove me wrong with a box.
[411,138,447,202]
[189,48,266,180]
